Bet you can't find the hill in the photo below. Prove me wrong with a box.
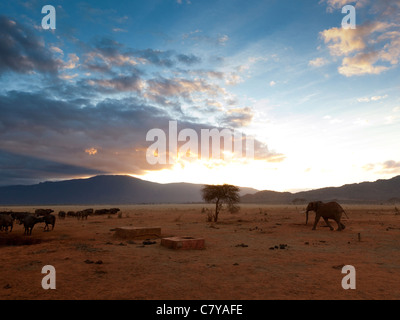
[0,175,258,205]
[240,175,400,204]
[1,174,399,205]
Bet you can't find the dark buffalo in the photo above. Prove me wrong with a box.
[43,214,56,231]
[0,214,13,232]
[23,215,44,235]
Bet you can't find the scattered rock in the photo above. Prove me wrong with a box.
[94,270,107,275]
[84,259,94,264]
[235,243,248,248]
[143,240,157,245]
[3,284,11,289]
[95,260,103,265]
[270,244,288,250]
[233,263,239,266]
[332,264,345,270]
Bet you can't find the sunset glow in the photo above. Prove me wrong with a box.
[0,0,399,191]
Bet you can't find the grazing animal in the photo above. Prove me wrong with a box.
[35,209,54,216]
[0,214,13,232]
[43,214,56,231]
[94,208,120,216]
[23,215,44,235]
[94,208,121,215]
[305,201,348,231]
[77,208,93,220]
[58,211,66,219]
[11,212,30,224]
[109,208,120,215]
[94,209,107,215]
[67,211,77,217]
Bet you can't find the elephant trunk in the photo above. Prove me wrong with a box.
[306,210,309,225]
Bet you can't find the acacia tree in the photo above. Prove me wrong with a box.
[201,184,240,222]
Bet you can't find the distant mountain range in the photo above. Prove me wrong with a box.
[241,175,400,204]
[0,175,258,205]
[0,174,399,205]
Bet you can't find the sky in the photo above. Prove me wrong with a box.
[0,0,399,192]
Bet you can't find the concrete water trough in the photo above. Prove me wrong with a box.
[114,227,161,240]
[161,236,205,250]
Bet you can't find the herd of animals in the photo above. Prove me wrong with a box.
[0,208,121,235]
[0,201,349,236]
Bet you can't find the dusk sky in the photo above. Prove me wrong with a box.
[0,0,399,191]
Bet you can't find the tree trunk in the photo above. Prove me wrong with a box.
[214,199,220,222]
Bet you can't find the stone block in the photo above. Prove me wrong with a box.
[161,236,205,250]
[114,227,161,240]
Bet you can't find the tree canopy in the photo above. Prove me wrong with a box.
[201,184,240,222]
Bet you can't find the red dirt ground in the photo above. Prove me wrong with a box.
[0,204,399,300]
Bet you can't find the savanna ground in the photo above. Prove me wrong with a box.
[0,204,399,300]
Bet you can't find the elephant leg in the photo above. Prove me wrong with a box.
[312,215,321,230]
[335,218,344,231]
[323,217,334,231]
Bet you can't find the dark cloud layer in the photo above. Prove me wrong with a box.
[0,150,105,186]
[0,89,281,185]
[0,14,283,185]
[0,16,61,75]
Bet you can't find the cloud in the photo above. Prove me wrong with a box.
[319,1,400,76]
[0,150,105,186]
[112,28,127,33]
[225,73,243,86]
[0,90,170,183]
[182,30,229,46]
[176,53,202,65]
[0,15,61,75]
[338,50,390,76]
[308,57,328,67]
[362,159,400,175]
[0,90,280,185]
[88,74,145,93]
[63,53,80,70]
[357,94,388,102]
[83,43,139,73]
[383,160,400,169]
[219,107,254,128]
[322,0,369,12]
[132,48,175,67]
[146,77,224,102]
[85,148,98,156]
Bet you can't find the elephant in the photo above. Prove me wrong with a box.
[305,201,348,231]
